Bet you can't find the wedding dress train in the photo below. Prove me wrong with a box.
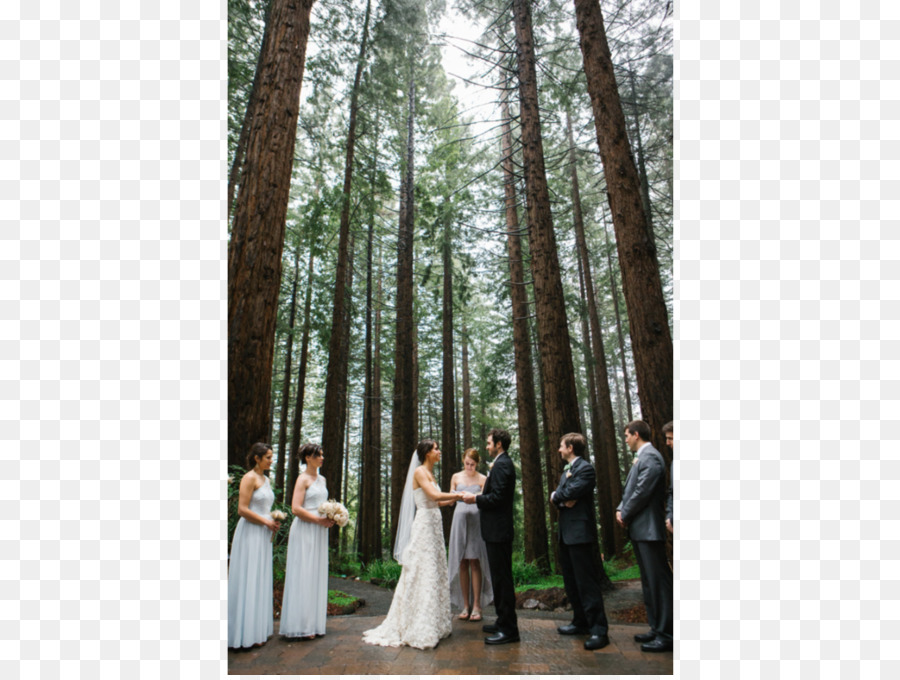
[362,485,452,649]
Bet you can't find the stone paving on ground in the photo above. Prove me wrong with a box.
[228,616,672,675]
[229,576,673,676]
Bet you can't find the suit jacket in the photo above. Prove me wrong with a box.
[552,456,598,545]
[617,443,667,541]
[477,451,515,543]
[666,460,673,524]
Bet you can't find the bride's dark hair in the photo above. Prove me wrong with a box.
[416,439,437,459]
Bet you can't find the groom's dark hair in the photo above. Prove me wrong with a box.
[489,428,511,452]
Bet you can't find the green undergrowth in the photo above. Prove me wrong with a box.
[327,590,357,606]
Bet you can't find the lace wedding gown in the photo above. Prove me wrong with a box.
[362,484,452,649]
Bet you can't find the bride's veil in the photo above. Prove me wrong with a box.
[392,450,420,564]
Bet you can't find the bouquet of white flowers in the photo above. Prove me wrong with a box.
[317,499,350,528]
[270,510,287,541]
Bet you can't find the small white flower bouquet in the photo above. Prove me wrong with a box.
[317,499,350,528]
[270,510,287,541]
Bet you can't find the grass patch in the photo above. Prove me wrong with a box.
[359,559,403,589]
[327,590,356,607]
[515,573,564,593]
[609,563,641,581]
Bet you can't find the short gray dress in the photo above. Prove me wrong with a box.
[447,482,494,611]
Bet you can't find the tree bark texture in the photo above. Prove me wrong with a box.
[461,322,472,450]
[512,0,582,486]
[390,74,417,543]
[441,213,457,542]
[275,241,301,500]
[330,232,356,556]
[627,69,656,254]
[321,0,371,507]
[287,249,315,501]
[227,3,272,219]
[228,0,317,469]
[359,111,382,565]
[602,214,633,425]
[566,111,625,555]
[573,0,673,448]
[501,101,550,572]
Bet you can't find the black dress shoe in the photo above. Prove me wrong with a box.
[641,639,673,653]
[557,624,590,636]
[584,634,610,651]
[485,631,520,645]
[633,631,656,643]
[482,623,499,634]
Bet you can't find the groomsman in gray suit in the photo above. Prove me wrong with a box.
[617,420,673,653]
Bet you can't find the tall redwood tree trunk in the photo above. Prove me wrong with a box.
[512,0,582,487]
[275,241,301,500]
[228,0,317,469]
[573,0,673,448]
[322,0,372,499]
[287,249,315,500]
[576,256,612,554]
[461,322,472,450]
[440,210,458,542]
[501,101,549,571]
[359,117,382,565]
[566,111,625,555]
[391,73,418,543]
[628,69,656,253]
[330,233,356,536]
[602,213,633,424]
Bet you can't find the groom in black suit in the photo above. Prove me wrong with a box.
[462,428,519,644]
[551,432,610,651]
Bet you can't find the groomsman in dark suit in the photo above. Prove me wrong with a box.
[462,428,519,644]
[617,420,673,652]
[663,421,673,534]
[550,433,610,651]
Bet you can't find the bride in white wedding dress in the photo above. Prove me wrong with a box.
[362,439,464,649]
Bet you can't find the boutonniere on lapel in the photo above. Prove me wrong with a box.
[564,462,572,479]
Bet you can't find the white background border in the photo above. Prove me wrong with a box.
[1,1,896,678]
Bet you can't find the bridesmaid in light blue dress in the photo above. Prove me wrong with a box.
[279,443,335,638]
[228,443,282,648]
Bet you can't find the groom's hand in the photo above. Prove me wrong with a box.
[462,492,476,504]
[563,499,577,508]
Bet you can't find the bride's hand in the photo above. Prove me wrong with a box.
[318,516,335,528]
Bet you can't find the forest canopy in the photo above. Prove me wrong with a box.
[227,0,673,569]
